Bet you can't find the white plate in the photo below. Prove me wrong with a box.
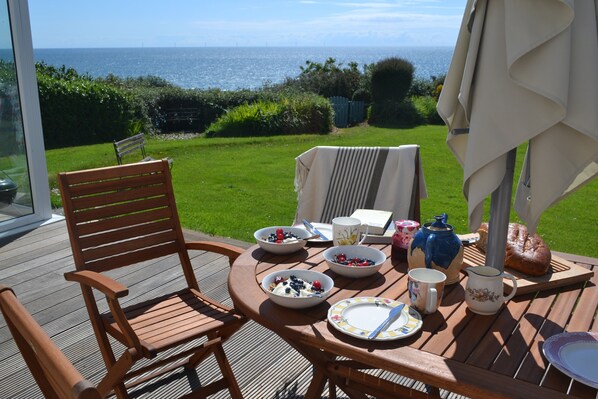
[294,223,333,243]
[327,297,422,341]
[543,332,598,388]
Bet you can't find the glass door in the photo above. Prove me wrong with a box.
[0,0,33,222]
[0,0,52,237]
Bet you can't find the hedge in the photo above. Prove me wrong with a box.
[37,74,135,149]
[133,87,263,133]
[205,93,333,138]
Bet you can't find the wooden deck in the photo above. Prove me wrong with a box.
[0,220,322,399]
[1,219,597,398]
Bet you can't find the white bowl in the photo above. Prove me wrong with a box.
[261,269,334,309]
[254,226,311,254]
[323,245,387,278]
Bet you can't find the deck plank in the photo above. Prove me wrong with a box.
[1,220,596,398]
[0,220,336,398]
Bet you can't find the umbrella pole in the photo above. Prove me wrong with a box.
[486,148,517,272]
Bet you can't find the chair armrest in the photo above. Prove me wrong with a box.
[64,271,141,350]
[185,241,244,264]
[64,270,129,299]
[0,284,14,295]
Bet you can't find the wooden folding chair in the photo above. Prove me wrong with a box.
[58,159,247,399]
[0,285,102,399]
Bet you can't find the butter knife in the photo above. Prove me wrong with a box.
[302,219,329,241]
[368,303,405,340]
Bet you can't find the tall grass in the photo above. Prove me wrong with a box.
[45,125,598,258]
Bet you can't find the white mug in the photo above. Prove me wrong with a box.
[332,217,369,246]
[464,266,517,315]
[408,268,446,314]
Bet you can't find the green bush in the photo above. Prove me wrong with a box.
[351,87,371,103]
[97,73,175,89]
[409,75,446,99]
[276,58,369,100]
[371,57,414,104]
[132,87,265,133]
[205,94,333,138]
[36,71,136,149]
[368,99,421,128]
[0,61,21,157]
[411,96,443,125]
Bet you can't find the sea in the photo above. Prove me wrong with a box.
[33,46,454,91]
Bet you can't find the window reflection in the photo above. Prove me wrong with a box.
[0,0,33,221]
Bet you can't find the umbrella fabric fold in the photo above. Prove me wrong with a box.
[438,0,598,234]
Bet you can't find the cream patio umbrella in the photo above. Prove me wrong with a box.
[437,0,598,270]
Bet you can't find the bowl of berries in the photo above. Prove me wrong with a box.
[323,245,387,278]
[261,269,334,309]
[254,226,312,255]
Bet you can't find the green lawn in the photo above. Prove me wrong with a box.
[45,125,598,258]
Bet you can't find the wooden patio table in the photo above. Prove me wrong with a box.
[228,243,598,399]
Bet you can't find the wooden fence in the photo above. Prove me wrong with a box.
[329,96,366,128]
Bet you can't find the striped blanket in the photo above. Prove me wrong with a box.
[293,146,427,225]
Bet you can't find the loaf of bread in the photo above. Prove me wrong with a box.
[476,223,551,276]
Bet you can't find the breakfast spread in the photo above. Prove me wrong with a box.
[268,274,324,297]
[264,228,299,244]
[332,253,375,267]
[476,223,551,276]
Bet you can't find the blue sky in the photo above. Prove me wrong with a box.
[28,0,466,48]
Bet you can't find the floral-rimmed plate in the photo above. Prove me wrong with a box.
[327,297,422,341]
[542,331,598,388]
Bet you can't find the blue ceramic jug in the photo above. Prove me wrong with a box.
[407,214,463,285]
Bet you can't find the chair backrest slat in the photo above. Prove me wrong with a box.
[85,242,180,273]
[70,183,168,211]
[73,195,171,225]
[65,160,162,184]
[66,171,165,197]
[78,219,175,249]
[81,230,178,263]
[76,207,173,236]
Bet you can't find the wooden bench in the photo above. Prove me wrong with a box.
[164,107,200,123]
[113,133,172,167]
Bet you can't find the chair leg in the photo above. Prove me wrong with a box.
[185,345,213,370]
[304,368,328,399]
[212,343,243,399]
[97,348,138,399]
[81,285,131,399]
[328,380,337,399]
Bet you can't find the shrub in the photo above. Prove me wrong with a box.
[409,78,435,97]
[205,94,333,138]
[368,99,421,128]
[36,71,136,149]
[132,87,265,133]
[352,87,371,103]
[410,75,446,99]
[371,57,414,104]
[276,58,368,100]
[97,74,175,89]
[0,61,21,157]
[412,96,443,125]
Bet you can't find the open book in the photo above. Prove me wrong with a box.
[350,209,393,235]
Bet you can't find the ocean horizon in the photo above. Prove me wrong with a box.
[33,46,455,91]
